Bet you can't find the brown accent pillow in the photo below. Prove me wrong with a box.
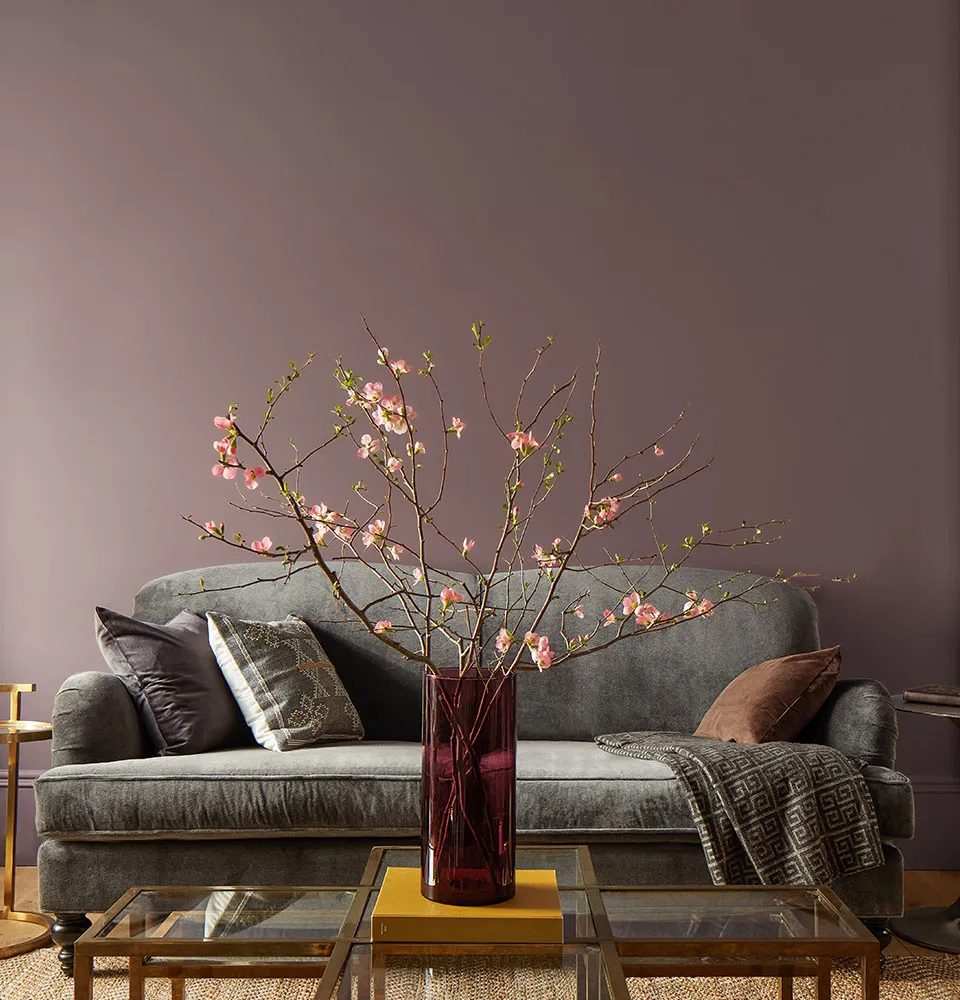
[694,646,841,743]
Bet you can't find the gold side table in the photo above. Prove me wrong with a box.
[890,693,960,953]
[0,683,52,958]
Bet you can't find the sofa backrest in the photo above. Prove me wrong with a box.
[134,561,819,744]
[482,565,820,740]
[133,561,478,742]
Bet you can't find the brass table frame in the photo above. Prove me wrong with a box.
[73,845,880,1000]
[0,683,53,959]
[890,693,960,952]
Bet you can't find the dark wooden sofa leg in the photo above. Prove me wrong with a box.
[51,913,91,975]
[863,918,893,951]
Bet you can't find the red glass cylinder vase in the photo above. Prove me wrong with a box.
[421,667,517,905]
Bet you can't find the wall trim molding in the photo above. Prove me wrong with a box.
[908,777,960,795]
[0,769,43,789]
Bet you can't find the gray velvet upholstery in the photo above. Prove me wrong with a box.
[37,562,912,922]
[35,740,914,842]
[799,679,899,770]
[484,566,820,740]
[51,671,147,767]
[36,837,906,922]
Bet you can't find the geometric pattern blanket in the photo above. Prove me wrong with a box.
[595,732,884,886]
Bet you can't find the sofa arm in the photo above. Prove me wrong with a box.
[799,679,898,770]
[51,672,147,766]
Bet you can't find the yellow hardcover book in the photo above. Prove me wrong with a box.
[372,868,563,943]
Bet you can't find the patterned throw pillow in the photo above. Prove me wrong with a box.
[206,612,364,751]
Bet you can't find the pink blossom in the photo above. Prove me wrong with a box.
[213,438,235,456]
[374,395,416,435]
[584,496,620,528]
[572,604,585,619]
[334,524,355,542]
[495,628,513,654]
[251,536,272,553]
[655,445,664,457]
[221,466,238,480]
[389,359,412,376]
[406,441,425,456]
[386,544,404,561]
[507,430,540,454]
[450,417,466,439]
[533,543,560,569]
[610,472,622,482]
[362,519,387,547]
[214,415,234,430]
[361,382,384,405]
[212,464,224,478]
[309,504,340,523]
[511,505,520,521]
[569,633,590,650]
[357,433,380,459]
[523,631,540,647]
[412,567,424,584]
[634,603,661,626]
[530,634,555,671]
[682,590,715,618]
[440,587,464,608]
[462,538,475,558]
[203,520,224,534]
[244,466,266,490]
[313,523,329,545]
[602,609,617,627]
[377,347,390,364]
[374,620,392,634]
[623,591,641,617]
[386,456,403,473]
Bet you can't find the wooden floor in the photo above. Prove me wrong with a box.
[3,868,959,957]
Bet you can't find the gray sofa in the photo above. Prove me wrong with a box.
[36,562,913,971]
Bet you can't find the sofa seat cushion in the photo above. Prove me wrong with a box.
[35,740,914,840]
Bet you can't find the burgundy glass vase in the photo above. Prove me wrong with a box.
[421,667,517,905]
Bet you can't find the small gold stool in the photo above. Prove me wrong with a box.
[0,683,52,958]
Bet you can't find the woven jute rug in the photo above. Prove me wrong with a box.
[1,948,958,999]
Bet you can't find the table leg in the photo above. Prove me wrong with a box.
[4,739,19,913]
[862,948,880,1000]
[128,955,144,1000]
[817,957,831,1000]
[779,972,793,1000]
[73,951,93,1000]
[171,976,185,1000]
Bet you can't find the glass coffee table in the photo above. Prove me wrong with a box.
[73,845,879,1000]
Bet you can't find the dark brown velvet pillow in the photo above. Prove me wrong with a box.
[694,646,841,743]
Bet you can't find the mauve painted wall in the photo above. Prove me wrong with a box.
[1,2,956,866]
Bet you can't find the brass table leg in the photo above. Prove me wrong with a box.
[862,948,880,1000]
[0,711,52,958]
[817,957,831,1000]
[128,954,144,1000]
[73,951,94,1000]
[779,971,793,1000]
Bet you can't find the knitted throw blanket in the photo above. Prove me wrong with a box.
[595,732,884,886]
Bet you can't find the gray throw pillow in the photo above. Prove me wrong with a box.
[206,612,364,751]
[94,607,253,755]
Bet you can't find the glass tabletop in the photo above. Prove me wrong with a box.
[0,720,52,743]
[93,888,354,943]
[601,887,864,942]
